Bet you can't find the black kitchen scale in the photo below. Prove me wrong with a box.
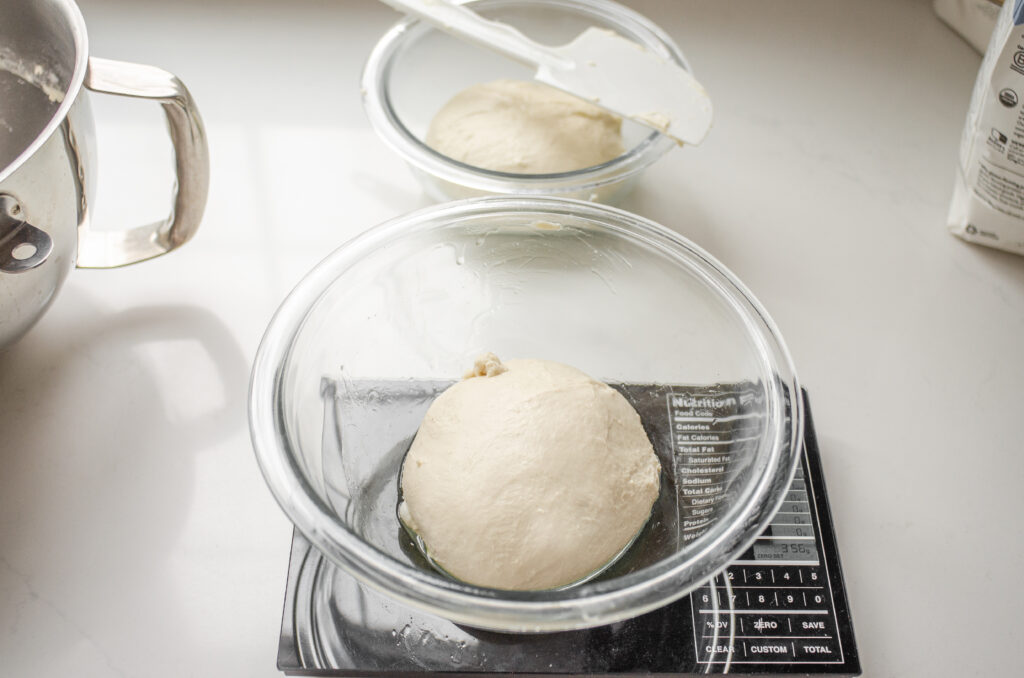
[276,388,859,676]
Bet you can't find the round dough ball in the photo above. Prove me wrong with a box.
[399,354,661,591]
[425,79,625,175]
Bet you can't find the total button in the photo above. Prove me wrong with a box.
[793,639,840,661]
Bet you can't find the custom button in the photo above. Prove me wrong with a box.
[743,640,795,661]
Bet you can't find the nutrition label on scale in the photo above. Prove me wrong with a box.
[668,389,847,668]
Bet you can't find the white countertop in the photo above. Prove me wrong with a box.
[2,0,1022,676]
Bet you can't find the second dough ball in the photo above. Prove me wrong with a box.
[425,79,625,175]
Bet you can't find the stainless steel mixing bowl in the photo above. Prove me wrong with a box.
[0,0,208,347]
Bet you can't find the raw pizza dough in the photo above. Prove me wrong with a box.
[398,354,661,590]
[425,79,625,175]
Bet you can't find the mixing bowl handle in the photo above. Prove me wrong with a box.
[76,57,209,268]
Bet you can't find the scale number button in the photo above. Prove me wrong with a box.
[802,566,824,585]
[778,590,806,609]
[774,566,804,584]
[747,590,780,609]
[741,567,773,584]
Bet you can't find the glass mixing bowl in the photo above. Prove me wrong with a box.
[361,0,688,205]
[249,197,802,632]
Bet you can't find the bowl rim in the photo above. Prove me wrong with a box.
[360,0,689,195]
[248,196,803,632]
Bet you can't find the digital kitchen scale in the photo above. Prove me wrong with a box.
[276,389,859,676]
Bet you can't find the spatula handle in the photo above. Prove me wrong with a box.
[378,0,568,70]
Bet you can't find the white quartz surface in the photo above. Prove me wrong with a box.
[1,0,1022,676]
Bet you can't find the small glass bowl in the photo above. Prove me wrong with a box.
[249,196,803,633]
[361,0,688,205]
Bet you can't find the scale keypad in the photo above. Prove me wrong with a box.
[689,463,846,666]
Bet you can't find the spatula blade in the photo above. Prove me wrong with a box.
[538,27,713,146]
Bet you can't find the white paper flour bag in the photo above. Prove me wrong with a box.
[948,0,1024,254]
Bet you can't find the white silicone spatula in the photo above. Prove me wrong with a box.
[377,0,713,145]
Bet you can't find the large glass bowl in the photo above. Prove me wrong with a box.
[249,197,802,632]
[361,0,688,205]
